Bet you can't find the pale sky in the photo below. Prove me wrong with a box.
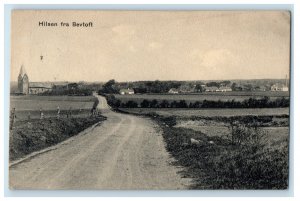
[11,10,290,82]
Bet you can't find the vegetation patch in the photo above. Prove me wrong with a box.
[118,106,289,189]
[9,115,106,161]
[153,114,289,189]
[106,94,289,109]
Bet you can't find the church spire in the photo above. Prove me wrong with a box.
[19,65,26,78]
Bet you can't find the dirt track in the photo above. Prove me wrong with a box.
[9,95,189,189]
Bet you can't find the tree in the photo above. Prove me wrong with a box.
[195,84,204,92]
[206,82,220,88]
[150,99,159,108]
[101,79,119,94]
[141,99,150,108]
[160,100,170,108]
[178,100,188,108]
[231,82,237,91]
[125,100,138,108]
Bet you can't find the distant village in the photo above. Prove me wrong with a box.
[13,65,289,96]
[13,66,94,96]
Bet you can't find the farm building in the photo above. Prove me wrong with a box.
[17,65,29,95]
[218,86,232,92]
[120,88,135,95]
[205,86,218,92]
[29,82,53,95]
[271,83,288,92]
[168,88,179,94]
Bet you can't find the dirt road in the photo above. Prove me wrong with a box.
[9,95,189,189]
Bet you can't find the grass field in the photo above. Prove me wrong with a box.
[119,107,289,189]
[9,95,105,161]
[10,95,97,121]
[11,95,96,110]
[119,107,289,117]
[115,91,289,104]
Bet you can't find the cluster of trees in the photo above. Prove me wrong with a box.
[99,79,119,94]
[99,79,289,94]
[139,80,182,93]
[200,97,289,108]
[106,96,289,109]
[42,88,93,96]
[206,80,231,88]
[99,79,185,94]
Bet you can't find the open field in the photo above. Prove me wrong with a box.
[119,107,289,117]
[115,91,289,104]
[10,95,98,121]
[120,107,289,147]
[119,106,289,189]
[11,95,96,111]
[10,116,106,161]
[9,95,105,161]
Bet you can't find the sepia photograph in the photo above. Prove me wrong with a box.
[9,10,290,190]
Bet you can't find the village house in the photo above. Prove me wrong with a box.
[218,86,233,92]
[120,88,135,95]
[168,88,179,94]
[29,82,53,94]
[271,83,289,92]
[205,86,219,92]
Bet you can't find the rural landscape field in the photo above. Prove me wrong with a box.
[9,94,105,161]
[9,81,290,189]
[10,95,98,121]
[114,91,289,104]
[9,10,291,191]
[117,101,289,189]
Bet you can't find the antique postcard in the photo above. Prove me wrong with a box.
[9,10,290,190]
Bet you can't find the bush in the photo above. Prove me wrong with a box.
[150,99,158,108]
[125,100,138,108]
[104,96,289,109]
[106,94,121,108]
[141,99,150,108]
[160,100,170,108]
[158,117,288,189]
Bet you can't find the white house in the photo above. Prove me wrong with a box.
[29,82,53,94]
[120,88,135,95]
[168,88,179,94]
[271,83,289,92]
[218,86,233,92]
[205,86,218,92]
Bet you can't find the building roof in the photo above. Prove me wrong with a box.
[219,86,232,90]
[271,83,287,88]
[169,88,179,92]
[120,88,134,93]
[29,82,53,89]
[205,86,219,91]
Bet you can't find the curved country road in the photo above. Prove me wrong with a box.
[9,94,189,189]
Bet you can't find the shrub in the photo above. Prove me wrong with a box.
[150,99,159,108]
[160,100,170,108]
[178,100,188,108]
[141,99,150,108]
[125,100,138,108]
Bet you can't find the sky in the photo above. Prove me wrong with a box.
[11,11,291,82]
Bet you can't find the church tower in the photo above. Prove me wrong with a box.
[18,65,29,95]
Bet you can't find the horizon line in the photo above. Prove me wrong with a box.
[10,77,290,83]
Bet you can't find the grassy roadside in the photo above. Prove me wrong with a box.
[9,115,106,161]
[117,108,289,189]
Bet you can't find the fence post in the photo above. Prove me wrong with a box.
[10,108,16,130]
[40,108,44,119]
[57,106,60,119]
